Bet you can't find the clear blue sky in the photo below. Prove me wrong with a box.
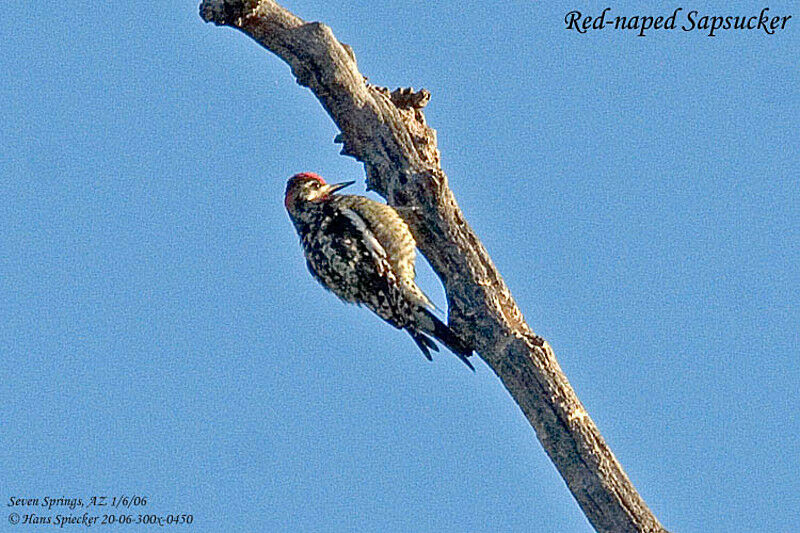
[2,1,798,532]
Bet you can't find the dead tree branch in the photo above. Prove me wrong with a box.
[199,2,668,531]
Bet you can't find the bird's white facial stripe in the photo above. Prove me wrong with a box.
[302,182,323,201]
[342,208,386,259]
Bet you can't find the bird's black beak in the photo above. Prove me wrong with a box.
[327,180,355,194]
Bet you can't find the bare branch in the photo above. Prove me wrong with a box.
[200,2,669,531]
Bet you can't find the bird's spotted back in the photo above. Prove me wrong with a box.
[295,198,420,327]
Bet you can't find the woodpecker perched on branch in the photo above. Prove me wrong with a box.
[284,172,474,370]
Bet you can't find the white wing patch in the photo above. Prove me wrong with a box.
[342,208,387,261]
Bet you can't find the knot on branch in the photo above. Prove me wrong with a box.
[199,0,249,25]
[522,330,546,348]
[390,87,431,109]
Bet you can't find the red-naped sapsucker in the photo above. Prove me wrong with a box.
[284,172,474,370]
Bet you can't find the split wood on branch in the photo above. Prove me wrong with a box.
[199,1,669,532]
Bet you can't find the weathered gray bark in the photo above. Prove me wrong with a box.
[199,2,669,532]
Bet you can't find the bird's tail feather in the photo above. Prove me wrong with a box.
[411,309,475,371]
[409,331,438,361]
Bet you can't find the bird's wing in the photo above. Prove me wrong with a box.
[341,207,389,263]
[303,205,410,327]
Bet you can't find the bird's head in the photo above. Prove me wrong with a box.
[284,172,354,215]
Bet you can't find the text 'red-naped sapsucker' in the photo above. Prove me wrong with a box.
[284,172,474,370]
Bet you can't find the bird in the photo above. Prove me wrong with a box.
[284,172,474,370]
